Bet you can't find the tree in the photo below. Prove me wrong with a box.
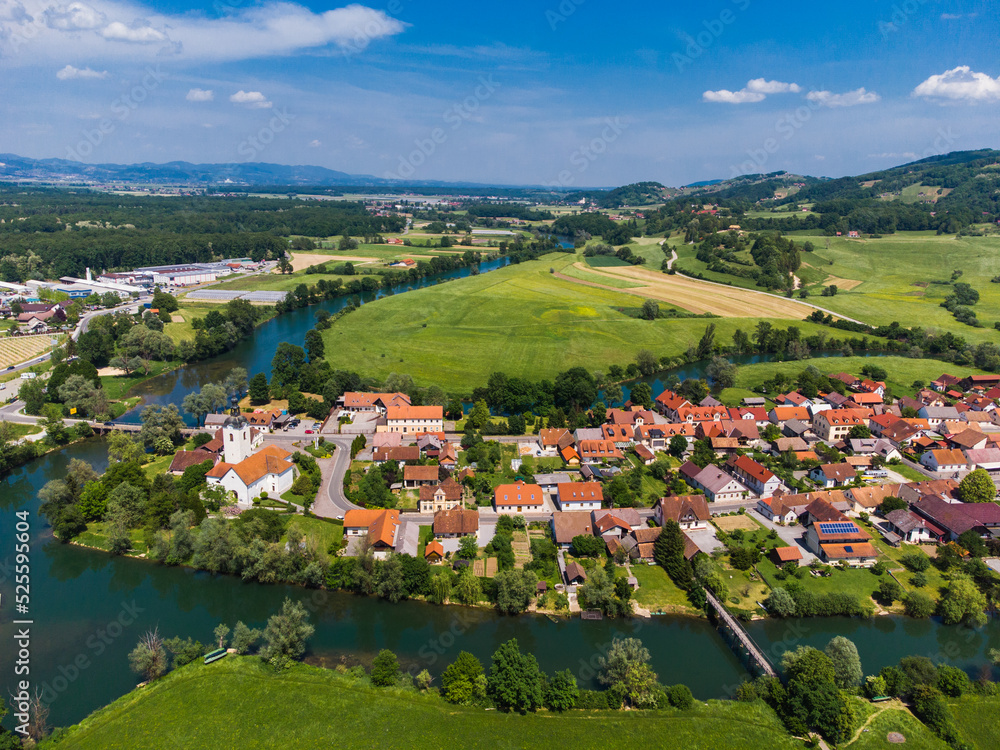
[936,664,970,697]
[493,569,537,615]
[570,534,603,557]
[304,328,326,362]
[545,669,579,711]
[848,424,872,439]
[825,636,862,689]
[271,343,306,387]
[260,597,315,670]
[128,628,168,683]
[598,637,659,708]
[453,569,482,605]
[641,299,659,321]
[486,638,543,713]
[654,520,692,590]
[782,646,836,687]
[457,535,479,560]
[441,651,485,704]
[138,404,184,449]
[937,574,987,627]
[695,323,716,359]
[466,400,491,430]
[635,349,658,376]
[231,621,262,654]
[957,529,988,558]
[706,356,737,389]
[876,578,903,604]
[552,367,597,411]
[249,372,270,405]
[40,404,70,444]
[213,623,231,649]
[765,587,797,617]
[20,377,46,415]
[668,434,688,458]
[958,468,996,503]
[108,430,144,464]
[371,649,400,687]
[630,381,652,409]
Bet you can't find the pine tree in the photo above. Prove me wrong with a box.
[653,520,693,590]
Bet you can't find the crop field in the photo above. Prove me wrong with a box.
[565,262,813,318]
[0,335,53,368]
[321,251,863,392]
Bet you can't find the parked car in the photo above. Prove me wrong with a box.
[305,430,314,434]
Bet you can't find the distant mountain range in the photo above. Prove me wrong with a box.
[0,153,515,189]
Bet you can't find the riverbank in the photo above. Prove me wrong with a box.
[40,657,801,750]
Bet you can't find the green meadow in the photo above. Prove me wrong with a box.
[46,657,802,750]
[321,251,850,392]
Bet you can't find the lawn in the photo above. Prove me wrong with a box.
[585,255,633,268]
[321,250,856,392]
[4,422,41,439]
[417,524,433,557]
[844,704,948,750]
[100,360,184,400]
[949,695,1000,750]
[285,516,343,560]
[630,563,699,614]
[50,657,803,750]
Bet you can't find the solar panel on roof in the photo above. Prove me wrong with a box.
[818,522,859,534]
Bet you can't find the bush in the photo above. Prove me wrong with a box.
[370,649,400,687]
[904,592,935,618]
[575,690,610,710]
[901,553,930,572]
[664,684,694,709]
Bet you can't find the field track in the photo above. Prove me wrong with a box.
[566,262,811,318]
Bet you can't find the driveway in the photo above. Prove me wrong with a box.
[686,526,725,555]
[748,508,819,564]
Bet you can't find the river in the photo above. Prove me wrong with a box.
[2,257,999,729]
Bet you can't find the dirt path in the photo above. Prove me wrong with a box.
[841,700,910,746]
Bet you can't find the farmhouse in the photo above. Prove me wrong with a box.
[655,495,710,530]
[726,455,783,497]
[550,511,594,549]
[403,465,440,489]
[809,463,858,489]
[756,496,798,524]
[432,508,479,539]
[685,464,748,503]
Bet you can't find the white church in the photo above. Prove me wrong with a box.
[206,416,296,506]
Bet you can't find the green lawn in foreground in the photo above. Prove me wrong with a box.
[50,657,802,750]
[4,422,41,439]
[284,516,343,561]
[845,704,948,750]
[949,695,1000,750]
[730,356,991,400]
[630,563,698,614]
[321,250,860,392]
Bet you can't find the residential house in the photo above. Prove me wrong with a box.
[539,428,574,457]
[687,464,749,503]
[769,406,811,426]
[846,484,902,514]
[578,440,624,463]
[756,495,798,524]
[343,508,400,559]
[620,527,662,562]
[424,541,444,563]
[812,409,869,442]
[805,520,877,567]
[168,449,218,475]
[809,463,858,489]
[919,449,968,475]
[848,438,901,462]
[910,496,1000,541]
[600,424,634,447]
[932,374,962,392]
[494,480,544,514]
[655,495,710,530]
[918,405,961,428]
[634,444,657,464]
[565,561,587,585]
[883,509,943,544]
[432,508,479,539]
[383,404,444,434]
[550,511,594,549]
[654,390,690,420]
[556,482,604,511]
[947,429,988,452]
[802,496,850,526]
[339,391,410,414]
[372,446,420,466]
[727,455,783,498]
[418,478,463,513]
[535,473,572,495]
[594,507,642,530]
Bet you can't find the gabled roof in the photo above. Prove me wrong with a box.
[403,465,440,482]
[557,482,604,504]
[169,449,216,473]
[774,546,803,562]
[433,509,479,535]
[814,463,857,482]
[821,542,877,560]
[494,481,544,506]
[373,446,421,463]
[344,508,400,548]
[804,497,849,524]
[424,540,444,559]
[341,392,410,409]
[551,511,594,544]
[207,444,294,485]
[658,495,710,524]
[926,448,968,467]
[728,454,776,484]
[419,478,462,502]
[386,404,443,421]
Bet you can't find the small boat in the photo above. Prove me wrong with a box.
[545,613,560,623]
[204,648,228,665]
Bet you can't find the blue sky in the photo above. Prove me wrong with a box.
[1,0,997,186]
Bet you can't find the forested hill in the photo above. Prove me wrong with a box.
[642,150,1000,236]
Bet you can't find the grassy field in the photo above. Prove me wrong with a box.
[321,251,856,392]
[0,334,56,368]
[724,356,991,401]
[630,563,699,614]
[284,516,343,561]
[844,702,948,749]
[678,232,1000,343]
[4,422,41,439]
[949,695,1000,749]
[48,657,804,750]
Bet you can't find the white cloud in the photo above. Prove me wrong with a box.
[43,2,106,30]
[230,89,271,108]
[99,20,166,43]
[941,12,976,20]
[308,139,322,147]
[806,87,881,107]
[1,1,408,63]
[746,78,801,95]
[913,66,1000,102]
[186,88,214,102]
[56,63,107,79]
[703,78,800,103]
